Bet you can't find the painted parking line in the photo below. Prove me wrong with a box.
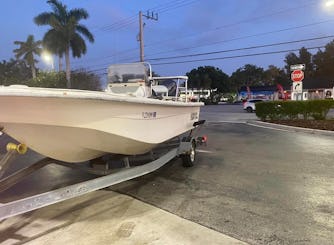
[246,122,293,132]
[205,120,247,124]
[196,149,213,154]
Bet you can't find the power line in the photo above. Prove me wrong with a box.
[88,0,321,67]
[214,1,317,32]
[82,45,326,74]
[73,0,325,69]
[73,19,334,67]
[97,0,199,32]
[103,19,137,32]
[83,38,329,73]
[97,0,317,38]
[93,12,137,33]
[71,46,138,65]
[148,0,197,12]
[145,20,334,58]
[151,46,325,66]
[146,35,334,61]
[75,1,323,66]
[74,1,198,64]
[154,0,200,13]
[144,0,318,48]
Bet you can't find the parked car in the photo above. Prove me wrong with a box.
[243,99,264,112]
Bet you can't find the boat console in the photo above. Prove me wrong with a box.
[106,62,152,97]
[106,62,191,102]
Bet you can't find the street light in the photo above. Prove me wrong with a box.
[325,0,334,7]
[41,51,54,71]
[323,0,334,11]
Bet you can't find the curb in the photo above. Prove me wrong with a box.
[247,120,334,136]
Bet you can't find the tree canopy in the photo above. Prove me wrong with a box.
[13,35,42,79]
[229,64,265,91]
[0,59,32,85]
[34,0,94,88]
[186,41,334,93]
[284,47,314,77]
[186,66,230,93]
[313,40,334,79]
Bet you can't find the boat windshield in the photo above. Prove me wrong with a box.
[107,63,150,84]
[151,76,189,102]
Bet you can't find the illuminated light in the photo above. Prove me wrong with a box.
[325,0,334,7]
[323,0,334,11]
[41,51,54,70]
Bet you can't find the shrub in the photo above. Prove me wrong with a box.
[25,71,67,88]
[306,100,333,120]
[23,70,102,91]
[256,101,281,120]
[71,70,102,91]
[256,100,334,121]
[280,101,306,120]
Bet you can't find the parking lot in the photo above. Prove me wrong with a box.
[1,104,334,244]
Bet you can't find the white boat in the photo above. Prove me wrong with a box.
[0,63,203,163]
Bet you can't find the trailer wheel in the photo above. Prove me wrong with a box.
[182,141,196,167]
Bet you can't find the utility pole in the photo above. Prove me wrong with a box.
[139,11,144,62]
[138,10,158,62]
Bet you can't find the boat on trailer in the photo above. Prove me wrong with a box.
[0,62,203,162]
[0,62,207,220]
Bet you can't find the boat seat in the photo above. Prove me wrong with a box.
[152,85,168,96]
[107,83,149,97]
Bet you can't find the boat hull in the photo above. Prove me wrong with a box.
[0,87,202,162]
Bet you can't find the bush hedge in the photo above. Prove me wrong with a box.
[255,100,334,120]
[22,70,103,91]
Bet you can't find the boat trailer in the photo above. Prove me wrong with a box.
[0,120,206,220]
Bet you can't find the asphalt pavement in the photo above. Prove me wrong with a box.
[110,119,334,244]
[0,104,333,245]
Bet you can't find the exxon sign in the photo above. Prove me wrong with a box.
[291,70,304,82]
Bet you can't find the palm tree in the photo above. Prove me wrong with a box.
[43,32,66,72]
[34,0,94,88]
[13,35,42,79]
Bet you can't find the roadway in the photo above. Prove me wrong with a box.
[0,104,333,244]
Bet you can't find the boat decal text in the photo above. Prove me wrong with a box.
[142,112,157,119]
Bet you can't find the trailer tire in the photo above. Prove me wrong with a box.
[182,140,196,167]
